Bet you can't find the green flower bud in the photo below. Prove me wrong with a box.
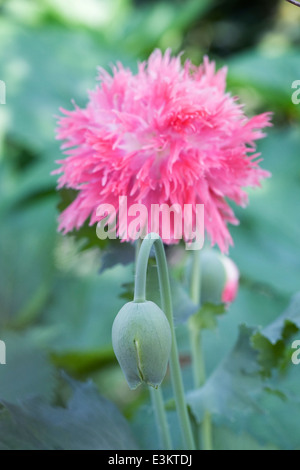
[200,250,226,305]
[199,250,239,305]
[112,301,172,390]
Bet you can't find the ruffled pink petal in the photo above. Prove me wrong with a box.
[54,49,272,251]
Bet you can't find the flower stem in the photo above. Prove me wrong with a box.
[134,233,196,450]
[189,251,213,451]
[189,326,206,391]
[150,387,172,450]
[136,238,172,450]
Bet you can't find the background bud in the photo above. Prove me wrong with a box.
[221,256,239,303]
[112,301,172,390]
[200,250,239,305]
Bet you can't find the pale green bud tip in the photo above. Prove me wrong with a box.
[200,250,226,305]
[112,301,172,390]
[200,249,239,305]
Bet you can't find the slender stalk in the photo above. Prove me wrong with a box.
[202,411,213,451]
[190,246,201,305]
[189,325,206,390]
[135,238,142,268]
[134,233,196,450]
[150,387,172,450]
[189,251,213,450]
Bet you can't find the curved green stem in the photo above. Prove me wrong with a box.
[135,238,172,450]
[134,233,196,450]
[189,251,213,451]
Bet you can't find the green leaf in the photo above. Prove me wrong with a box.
[51,349,114,376]
[213,426,278,450]
[187,325,264,426]
[0,199,57,328]
[230,128,300,296]
[43,264,132,354]
[190,302,226,330]
[99,242,135,273]
[0,378,138,450]
[120,281,135,302]
[254,293,300,344]
[0,20,131,152]
[0,332,57,403]
[228,50,300,116]
[119,0,210,56]
[56,188,110,251]
[187,320,300,449]
[252,292,300,375]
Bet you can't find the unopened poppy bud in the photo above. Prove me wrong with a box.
[112,301,172,390]
[221,256,239,303]
[200,250,239,305]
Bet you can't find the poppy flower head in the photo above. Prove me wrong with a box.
[54,49,271,252]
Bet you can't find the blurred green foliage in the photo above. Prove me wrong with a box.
[0,0,300,450]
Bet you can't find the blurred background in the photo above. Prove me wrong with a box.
[0,0,300,450]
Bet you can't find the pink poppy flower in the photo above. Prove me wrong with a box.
[54,49,271,252]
